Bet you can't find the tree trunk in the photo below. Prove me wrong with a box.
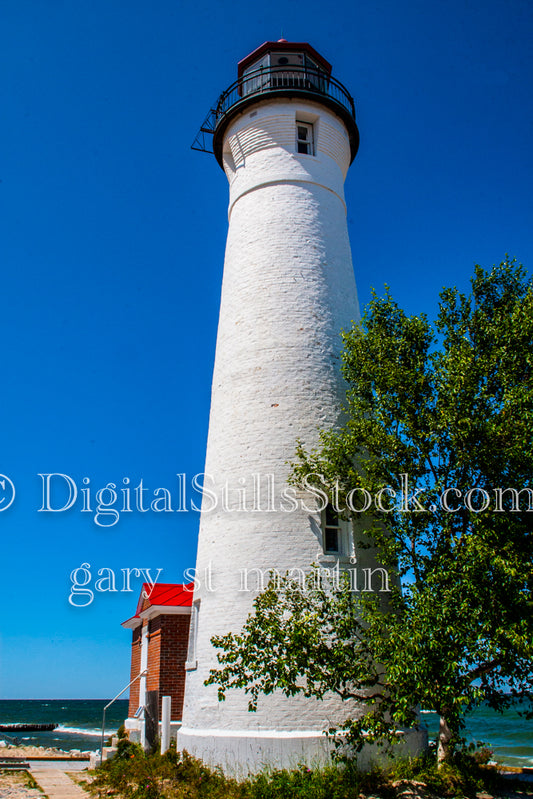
[437,716,453,765]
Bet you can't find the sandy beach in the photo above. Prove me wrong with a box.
[0,745,91,759]
[0,771,44,799]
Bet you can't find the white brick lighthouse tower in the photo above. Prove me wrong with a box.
[179,40,362,772]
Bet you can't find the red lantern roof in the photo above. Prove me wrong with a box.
[238,41,332,80]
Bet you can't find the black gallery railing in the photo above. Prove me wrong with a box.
[215,65,356,122]
[192,65,356,154]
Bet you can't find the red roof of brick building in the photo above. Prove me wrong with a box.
[122,583,193,629]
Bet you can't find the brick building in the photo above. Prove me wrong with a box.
[122,583,192,743]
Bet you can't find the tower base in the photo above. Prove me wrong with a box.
[177,725,428,777]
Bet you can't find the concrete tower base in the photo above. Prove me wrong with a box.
[178,725,428,777]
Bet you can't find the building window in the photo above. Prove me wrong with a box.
[185,599,200,671]
[296,121,313,155]
[323,504,341,554]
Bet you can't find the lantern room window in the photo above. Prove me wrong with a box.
[240,49,328,98]
[242,53,270,95]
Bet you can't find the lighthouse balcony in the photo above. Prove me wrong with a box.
[217,64,350,114]
[192,64,358,164]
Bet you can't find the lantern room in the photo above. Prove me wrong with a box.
[192,39,359,166]
[238,39,331,95]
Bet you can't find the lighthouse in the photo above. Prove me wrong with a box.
[179,40,363,772]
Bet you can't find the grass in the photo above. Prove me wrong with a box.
[24,772,43,791]
[0,769,45,793]
[86,739,532,799]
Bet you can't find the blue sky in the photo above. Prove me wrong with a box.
[0,0,531,699]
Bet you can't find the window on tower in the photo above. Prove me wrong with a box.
[323,504,341,554]
[296,121,313,155]
[185,599,200,671]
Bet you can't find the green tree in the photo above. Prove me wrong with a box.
[207,258,533,764]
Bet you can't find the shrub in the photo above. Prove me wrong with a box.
[88,745,522,799]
